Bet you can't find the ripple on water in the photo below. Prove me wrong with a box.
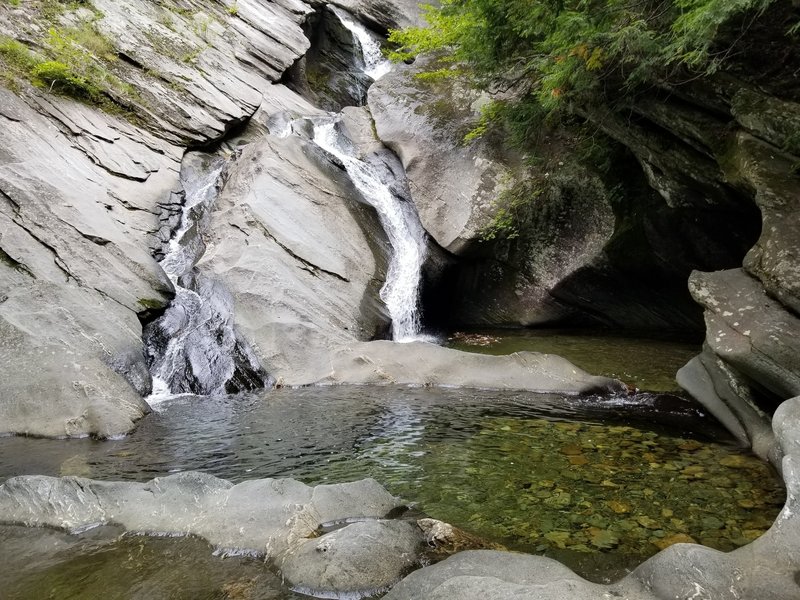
[0,385,785,584]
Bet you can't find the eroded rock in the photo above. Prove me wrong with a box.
[0,472,422,595]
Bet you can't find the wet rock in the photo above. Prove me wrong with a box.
[368,58,518,255]
[280,520,422,596]
[417,518,503,554]
[0,0,336,437]
[196,129,392,385]
[287,6,372,111]
[317,340,627,394]
[0,88,177,438]
[328,0,432,29]
[0,473,423,596]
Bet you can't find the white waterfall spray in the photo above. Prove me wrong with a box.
[312,117,428,341]
[146,158,269,400]
[330,6,392,80]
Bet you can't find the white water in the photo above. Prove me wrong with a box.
[330,6,391,80]
[147,159,268,400]
[312,117,428,341]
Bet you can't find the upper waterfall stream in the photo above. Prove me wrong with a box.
[330,6,392,80]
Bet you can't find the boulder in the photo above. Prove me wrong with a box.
[677,268,800,463]
[317,340,626,395]
[196,128,392,385]
[281,519,422,596]
[689,269,800,401]
[368,59,514,255]
[0,472,423,595]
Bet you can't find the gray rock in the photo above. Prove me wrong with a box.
[196,130,391,385]
[0,473,418,596]
[677,348,778,466]
[382,550,638,600]
[328,0,434,29]
[287,5,372,110]
[731,134,800,316]
[319,340,627,394]
[368,59,512,255]
[89,0,312,145]
[0,0,341,437]
[689,269,800,401]
[281,520,422,596]
[0,88,178,438]
[677,268,800,463]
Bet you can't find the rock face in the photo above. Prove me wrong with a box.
[0,472,424,596]
[383,397,800,600]
[367,59,759,329]
[0,86,177,438]
[197,116,621,394]
[0,0,334,437]
[328,0,433,29]
[367,59,614,327]
[368,59,517,256]
[196,127,392,385]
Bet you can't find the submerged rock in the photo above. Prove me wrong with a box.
[0,472,424,596]
[383,396,800,600]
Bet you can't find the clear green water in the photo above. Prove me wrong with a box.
[0,385,784,589]
[0,524,301,600]
[447,329,702,392]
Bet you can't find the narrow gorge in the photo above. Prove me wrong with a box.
[0,1,798,599]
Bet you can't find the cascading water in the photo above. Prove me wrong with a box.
[329,6,391,80]
[283,7,430,341]
[311,117,428,341]
[144,156,271,399]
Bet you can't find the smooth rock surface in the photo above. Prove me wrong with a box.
[318,340,627,394]
[0,472,420,595]
[281,519,422,596]
[197,129,391,385]
[0,88,177,438]
[368,59,513,254]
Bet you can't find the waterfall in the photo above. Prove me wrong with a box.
[144,156,271,400]
[330,6,391,80]
[311,117,428,341]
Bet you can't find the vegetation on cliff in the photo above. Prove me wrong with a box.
[389,0,799,140]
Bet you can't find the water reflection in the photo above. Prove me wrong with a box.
[0,386,784,583]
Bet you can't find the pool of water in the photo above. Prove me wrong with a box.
[0,524,302,600]
[447,329,702,392]
[0,386,784,585]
